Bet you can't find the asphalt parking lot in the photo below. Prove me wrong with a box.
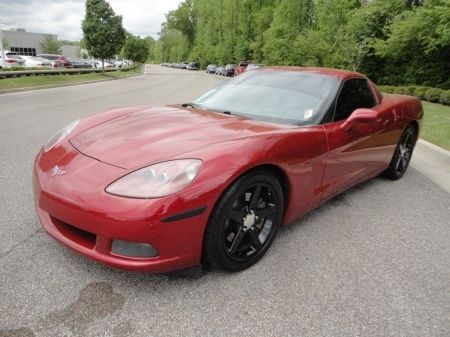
[1,65,449,337]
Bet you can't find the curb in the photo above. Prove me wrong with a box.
[0,68,144,95]
[416,139,450,164]
[412,139,450,193]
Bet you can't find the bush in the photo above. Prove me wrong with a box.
[379,85,396,94]
[394,86,407,95]
[371,84,448,105]
[425,88,443,103]
[414,86,430,100]
[405,86,416,96]
[439,90,450,106]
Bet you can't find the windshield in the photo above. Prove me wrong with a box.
[193,70,340,125]
[39,55,58,60]
[6,53,22,59]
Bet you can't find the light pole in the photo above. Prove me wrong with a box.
[0,23,6,68]
[0,22,6,69]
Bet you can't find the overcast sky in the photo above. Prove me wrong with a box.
[0,0,183,41]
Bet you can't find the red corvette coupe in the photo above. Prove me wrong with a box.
[33,67,423,273]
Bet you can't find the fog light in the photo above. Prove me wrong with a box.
[111,240,158,258]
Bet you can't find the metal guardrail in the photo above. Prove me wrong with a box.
[0,67,125,79]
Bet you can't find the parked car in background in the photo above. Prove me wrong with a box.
[113,60,124,68]
[105,61,115,68]
[245,63,262,72]
[19,55,52,68]
[71,59,94,69]
[216,65,224,75]
[223,64,236,76]
[89,60,114,69]
[234,61,250,76]
[87,60,100,68]
[187,62,199,70]
[206,64,217,74]
[37,54,72,68]
[0,51,25,68]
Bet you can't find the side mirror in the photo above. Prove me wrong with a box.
[341,108,380,132]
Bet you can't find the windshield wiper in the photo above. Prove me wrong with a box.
[208,108,252,119]
[206,108,233,115]
[181,103,199,109]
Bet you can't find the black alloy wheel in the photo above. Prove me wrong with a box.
[383,125,416,180]
[203,169,284,272]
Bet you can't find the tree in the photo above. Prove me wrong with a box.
[123,35,150,64]
[40,35,62,54]
[157,22,190,62]
[154,0,448,88]
[166,0,197,47]
[144,36,156,62]
[404,0,424,8]
[375,0,450,87]
[82,0,126,72]
[60,40,80,46]
[264,0,314,65]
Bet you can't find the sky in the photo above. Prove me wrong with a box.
[0,0,183,41]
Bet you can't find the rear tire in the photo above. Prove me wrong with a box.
[383,125,416,180]
[203,169,284,272]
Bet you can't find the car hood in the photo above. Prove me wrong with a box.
[70,105,281,169]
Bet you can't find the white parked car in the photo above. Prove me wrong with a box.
[113,60,124,68]
[19,55,52,68]
[0,51,25,68]
[245,63,262,72]
[89,60,115,69]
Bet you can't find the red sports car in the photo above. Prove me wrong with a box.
[33,67,422,273]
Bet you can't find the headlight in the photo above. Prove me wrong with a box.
[105,159,202,198]
[44,120,79,152]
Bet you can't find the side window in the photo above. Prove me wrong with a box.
[334,79,376,121]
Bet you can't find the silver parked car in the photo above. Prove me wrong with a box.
[206,64,217,74]
[0,51,25,68]
[19,55,52,68]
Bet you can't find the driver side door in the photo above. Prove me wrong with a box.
[321,78,387,202]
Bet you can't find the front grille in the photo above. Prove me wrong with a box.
[50,216,96,249]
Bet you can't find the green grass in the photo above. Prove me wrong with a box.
[421,101,450,150]
[0,66,142,91]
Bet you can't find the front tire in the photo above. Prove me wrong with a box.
[383,125,416,180]
[203,169,284,272]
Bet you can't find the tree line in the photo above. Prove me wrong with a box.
[153,0,449,88]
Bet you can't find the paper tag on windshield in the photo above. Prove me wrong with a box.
[304,109,314,119]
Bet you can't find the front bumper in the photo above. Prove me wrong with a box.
[33,142,208,273]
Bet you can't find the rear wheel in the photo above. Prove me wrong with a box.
[203,169,284,272]
[383,125,416,180]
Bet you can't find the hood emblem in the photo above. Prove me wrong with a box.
[51,165,66,177]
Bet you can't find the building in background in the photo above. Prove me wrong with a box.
[0,28,57,55]
[0,28,80,58]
